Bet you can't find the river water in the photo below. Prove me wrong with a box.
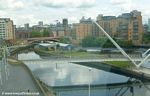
[18,52,150,96]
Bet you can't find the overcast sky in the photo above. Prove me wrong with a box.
[0,0,150,26]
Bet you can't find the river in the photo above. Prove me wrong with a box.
[18,51,150,96]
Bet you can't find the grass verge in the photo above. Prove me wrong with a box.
[102,61,133,68]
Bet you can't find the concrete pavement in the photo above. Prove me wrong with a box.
[0,58,47,96]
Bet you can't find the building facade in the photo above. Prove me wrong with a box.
[116,10,143,45]
[15,27,31,39]
[74,10,143,45]
[0,18,15,40]
[51,19,71,38]
[63,18,69,36]
[96,15,117,37]
[75,17,94,43]
[148,18,150,32]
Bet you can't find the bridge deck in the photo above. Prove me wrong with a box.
[52,81,150,91]
[21,58,149,62]
[73,62,150,81]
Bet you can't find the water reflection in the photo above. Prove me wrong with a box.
[143,61,150,68]
[24,60,128,86]
[18,52,150,96]
[18,52,41,60]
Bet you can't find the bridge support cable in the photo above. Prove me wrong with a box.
[0,61,2,85]
[138,80,150,91]
[142,48,150,57]
[92,20,137,68]
[115,87,124,96]
[137,54,150,68]
[119,87,130,96]
[115,78,132,96]
[92,20,150,68]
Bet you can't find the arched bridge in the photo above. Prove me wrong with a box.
[27,37,61,43]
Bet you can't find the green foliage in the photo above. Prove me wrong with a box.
[30,31,43,38]
[103,39,132,48]
[117,40,132,47]
[103,39,115,48]
[43,29,50,37]
[60,37,71,43]
[103,61,133,68]
[81,36,132,48]
[143,33,150,44]
[81,36,107,47]
[30,27,53,38]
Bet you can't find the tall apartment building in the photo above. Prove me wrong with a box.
[24,23,30,30]
[75,16,117,44]
[38,21,43,27]
[51,19,71,38]
[148,18,150,32]
[51,22,65,37]
[116,10,143,44]
[63,18,69,36]
[75,10,143,45]
[0,18,15,40]
[96,15,117,37]
[75,17,93,42]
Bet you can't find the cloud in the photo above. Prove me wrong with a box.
[0,0,25,10]
[56,68,68,80]
[110,0,136,11]
[11,1,24,10]
[71,68,100,84]
[11,14,39,26]
[33,0,96,8]
[110,0,129,5]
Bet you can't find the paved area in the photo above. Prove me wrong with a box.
[0,58,45,96]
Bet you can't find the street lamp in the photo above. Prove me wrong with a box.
[88,68,92,96]
[3,46,9,80]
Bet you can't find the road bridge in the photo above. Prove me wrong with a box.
[27,37,60,43]
[73,62,150,81]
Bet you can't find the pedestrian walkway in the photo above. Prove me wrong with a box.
[0,58,46,96]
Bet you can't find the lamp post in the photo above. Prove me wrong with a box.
[88,68,92,96]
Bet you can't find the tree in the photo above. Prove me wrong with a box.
[103,39,132,48]
[43,29,50,37]
[30,31,43,38]
[60,37,71,43]
[117,40,132,47]
[81,36,107,47]
[82,36,94,47]
[143,33,150,44]
[81,36,132,48]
